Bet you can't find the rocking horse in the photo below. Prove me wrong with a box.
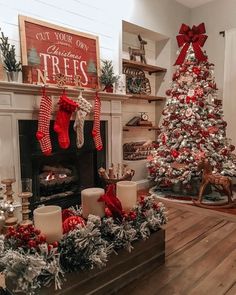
[194,158,234,208]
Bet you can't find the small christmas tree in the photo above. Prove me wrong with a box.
[0,29,21,72]
[99,60,118,91]
[147,23,236,191]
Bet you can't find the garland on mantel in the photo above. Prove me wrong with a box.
[0,195,167,295]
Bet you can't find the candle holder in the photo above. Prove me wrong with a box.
[98,165,135,186]
[19,192,32,226]
[0,165,16,204]
[4,204,18,230]
[19,178,33,226]
[1,178,15,204]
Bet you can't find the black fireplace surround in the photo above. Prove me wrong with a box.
[18,120,106,210]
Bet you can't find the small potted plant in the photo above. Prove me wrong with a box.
[0,29,22,82]
[99,60,118,92]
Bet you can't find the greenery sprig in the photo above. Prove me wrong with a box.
[0,29,21,72]
[99,60,118,87]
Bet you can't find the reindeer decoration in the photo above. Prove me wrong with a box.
[196,158,234,207]
[129,34,147,64]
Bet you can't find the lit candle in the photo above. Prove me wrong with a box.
[81,188,105,218]
[34,205,63,243]
[116,181,137,211]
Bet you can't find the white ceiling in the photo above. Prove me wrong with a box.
[176,0,217,8]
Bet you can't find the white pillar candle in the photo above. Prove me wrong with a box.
[81,187,105,218]
[34,205,63,243]
[116,181,137,211]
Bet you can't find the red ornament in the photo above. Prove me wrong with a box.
[171,149,179,158]
[192,67,201,75]
[63,216,85,234]
[186,96,191,104]
[208,126,218,134]
[230,145,235,151]
[161,133,167,144]
[153,203,159,210]
[166,89,171,96]
[201,130,209,138]
[195,88,204,97]
[198,101,204,108]
[221,148,229,156]
[62,209,75,222]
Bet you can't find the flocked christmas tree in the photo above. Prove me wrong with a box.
[147,23,236,190]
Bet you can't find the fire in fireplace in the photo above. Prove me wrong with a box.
[18,120,107,209]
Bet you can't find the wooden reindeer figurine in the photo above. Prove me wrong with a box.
[129,34,147,64]
[196,158,234,207]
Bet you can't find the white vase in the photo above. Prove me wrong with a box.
[6,71,19,82]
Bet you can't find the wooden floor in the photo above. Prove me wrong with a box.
[117,200,236,295]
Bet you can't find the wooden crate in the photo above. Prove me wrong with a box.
[41,229,165,295]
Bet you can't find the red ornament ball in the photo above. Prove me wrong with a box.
[63,216,85,234]
[230,144,235,151]
[171,149,179,158]
[165,89,171,96]
[198,101,204,108]
[192,67,201,75]
[62,209,75,222]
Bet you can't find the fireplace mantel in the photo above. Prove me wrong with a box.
[0,81,130,101]
[0,81,125,199]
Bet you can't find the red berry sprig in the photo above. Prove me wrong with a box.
[5,224,47,252]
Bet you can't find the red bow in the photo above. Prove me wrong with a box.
[98,184,123,220]
[174,23,208,65]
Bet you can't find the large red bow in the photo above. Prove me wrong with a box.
[174,23,208,65]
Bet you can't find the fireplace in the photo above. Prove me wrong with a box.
[18,120,107,209]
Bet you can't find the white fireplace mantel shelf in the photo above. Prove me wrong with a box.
[0,81,130,101]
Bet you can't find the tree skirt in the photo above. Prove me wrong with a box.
[149,186,235,205]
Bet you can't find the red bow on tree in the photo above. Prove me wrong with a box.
[174,23,208,65]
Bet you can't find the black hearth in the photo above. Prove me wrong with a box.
[18,120,106,209]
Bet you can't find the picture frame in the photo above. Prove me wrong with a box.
[19,15,100,88]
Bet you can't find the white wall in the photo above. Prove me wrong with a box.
[190,0,236,98]
[0,0,190,74]
[0,0,190,184]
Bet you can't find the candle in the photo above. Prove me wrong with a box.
[116,181,137,211]
[81,187,105,218]
[34,205,62,243]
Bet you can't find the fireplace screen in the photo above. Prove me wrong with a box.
[18,120,106,209]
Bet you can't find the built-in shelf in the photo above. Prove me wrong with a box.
[123,126,160,132]
[0,81,131,101]
[122,59,167,75]
[128,94,166,103]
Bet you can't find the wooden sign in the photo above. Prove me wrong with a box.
[19,15,100,88]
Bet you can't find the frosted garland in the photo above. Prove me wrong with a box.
[0,196,167,295]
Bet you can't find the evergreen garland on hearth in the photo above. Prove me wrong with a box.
[0,195,167,295]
